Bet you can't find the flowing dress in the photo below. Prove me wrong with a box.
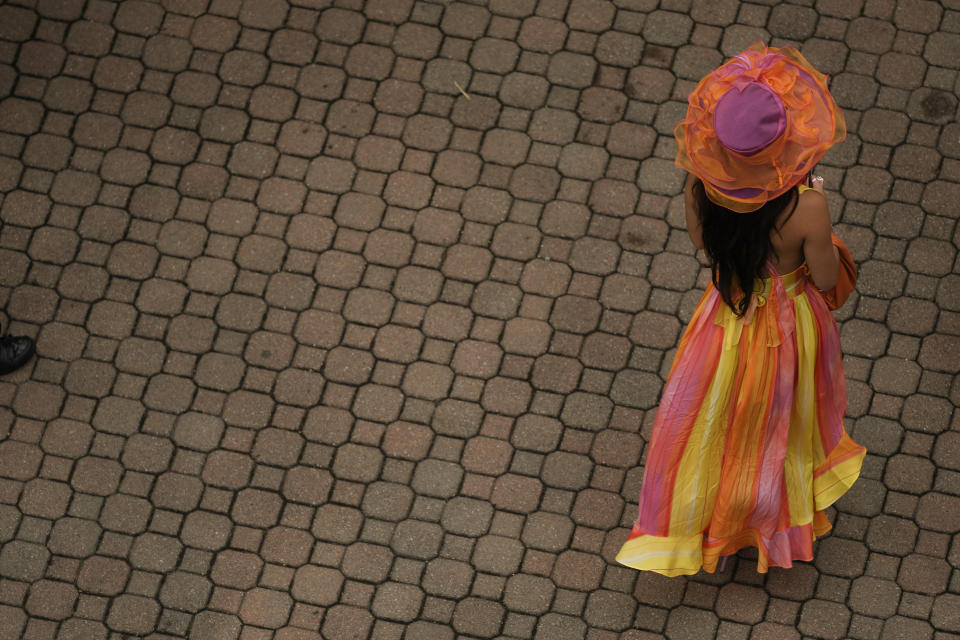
[616,265,865,576]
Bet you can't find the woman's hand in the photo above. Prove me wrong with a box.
[809,174,825,194]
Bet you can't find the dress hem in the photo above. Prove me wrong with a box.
[615,511,833,577]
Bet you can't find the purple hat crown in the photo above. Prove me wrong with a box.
[713,82,786,156]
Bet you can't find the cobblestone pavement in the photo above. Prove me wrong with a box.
[0,0,958,638]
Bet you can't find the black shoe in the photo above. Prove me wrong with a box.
[0,335,35,375]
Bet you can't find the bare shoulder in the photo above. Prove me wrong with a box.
[782,187,831,239]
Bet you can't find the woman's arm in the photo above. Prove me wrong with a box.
[684,173,704,250]
[799,186,840,291]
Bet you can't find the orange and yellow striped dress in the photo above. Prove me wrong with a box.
[617,265,864,576]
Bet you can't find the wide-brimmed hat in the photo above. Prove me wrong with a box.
[675,42,846,213]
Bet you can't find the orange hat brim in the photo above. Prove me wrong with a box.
[675,42,846,213]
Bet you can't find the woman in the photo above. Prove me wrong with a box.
[616,43,865,576]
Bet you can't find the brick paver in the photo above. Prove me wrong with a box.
[0,0,957,638]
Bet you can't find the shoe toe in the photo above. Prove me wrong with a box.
[0,336,36,374]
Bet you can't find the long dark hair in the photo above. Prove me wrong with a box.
[693,180,798,317]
